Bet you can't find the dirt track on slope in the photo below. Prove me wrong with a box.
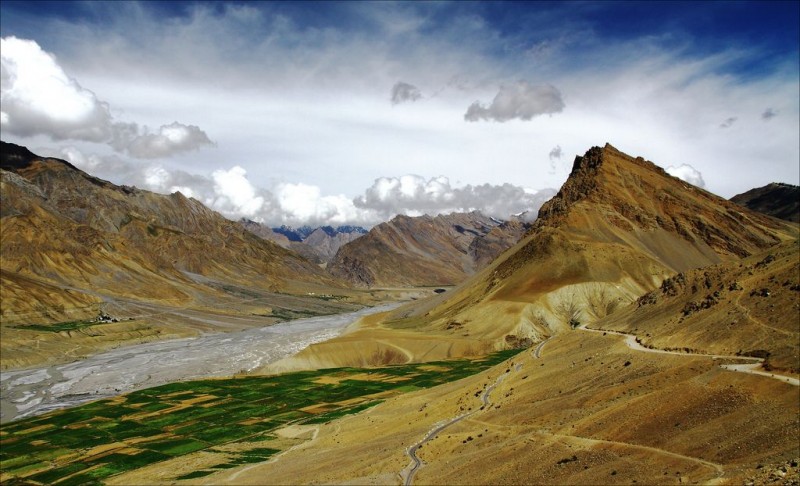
[579,325,799,386]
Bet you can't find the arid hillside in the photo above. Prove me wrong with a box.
[207,304,798,486]
[0,142,371,369]
[731,182,800,223]
[268,144,798,372]
[206,145,799,486]
[601,239,800,373]
[328,211,531,287]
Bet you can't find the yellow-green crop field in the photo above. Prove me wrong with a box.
[1,350,518,485]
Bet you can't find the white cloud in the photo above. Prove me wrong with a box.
[666,164,706,188]
[1,36,213,159]
[548,145,562,160]
[209,166,265,218]
[464,81,565,122]
[1,36,113,141]
[6,3,797,205]
[719,116,737,128]
[355,174,555,221]
[123,122,214,158]
[391,82,422,105]
[47,146,554,227]
[274,183,378,226]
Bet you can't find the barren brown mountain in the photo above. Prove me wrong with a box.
[200,144,798,486]
[268,144,797,372]
[0,142,368,369]
[328,211,530,287]
[731,182,800,223]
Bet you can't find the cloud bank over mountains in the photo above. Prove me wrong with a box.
[49,145,554,227]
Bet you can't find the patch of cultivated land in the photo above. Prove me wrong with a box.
[209,330,798,485]
[0,350,517,485]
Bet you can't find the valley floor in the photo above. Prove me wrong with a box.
[0,304,400,424]
[201,326,798,485]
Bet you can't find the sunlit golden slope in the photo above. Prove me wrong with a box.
[222,145,799,486]
[0,141,375,369]
[0,142,348,321]
[268,144,797,371]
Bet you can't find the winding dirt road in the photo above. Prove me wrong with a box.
[400,370,510,486]
[580,326,799,386]
[400,337,552,485]
[398,318,796,485]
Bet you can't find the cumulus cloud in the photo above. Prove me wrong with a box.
[464,81,564,122]
[1,36,213,159]
[666,164,706,188]
[1,36,113,141]
[761,108,777,120]
[120,122,214,158]
[208,166,266,217]
[390,81,422,105]
[51,146,556,226]
[354,174,555,221]
[274,183,378,226]
[719,117,737,128]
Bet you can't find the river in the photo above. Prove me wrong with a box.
[0,304,398,424]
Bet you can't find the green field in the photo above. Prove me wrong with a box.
[0,350,519,484]
[11,320,117,333]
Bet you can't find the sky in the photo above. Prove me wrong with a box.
[1,1,798,227]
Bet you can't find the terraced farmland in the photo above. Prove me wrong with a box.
[0,350,519,484]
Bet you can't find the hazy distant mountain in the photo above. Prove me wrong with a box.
[730,182,799,223]
[241,221,367,264]
[303,226,367,263]
[328,211,530,287]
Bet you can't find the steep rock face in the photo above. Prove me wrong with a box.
[328,212,528,287]
[730,182,800,223]
[469,219,529,268]
[0,142,342,324]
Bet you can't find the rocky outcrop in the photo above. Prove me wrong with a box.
[303,227,366,263]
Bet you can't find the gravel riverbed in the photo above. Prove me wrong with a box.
[0,304,398,424]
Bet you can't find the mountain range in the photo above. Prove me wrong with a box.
[0,141,371,369]
[236,144,799,485]
[1,140,797,485]
[269,144,797,371]
[241,220,367,265]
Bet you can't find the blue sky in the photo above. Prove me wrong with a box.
[1,1,798,226]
